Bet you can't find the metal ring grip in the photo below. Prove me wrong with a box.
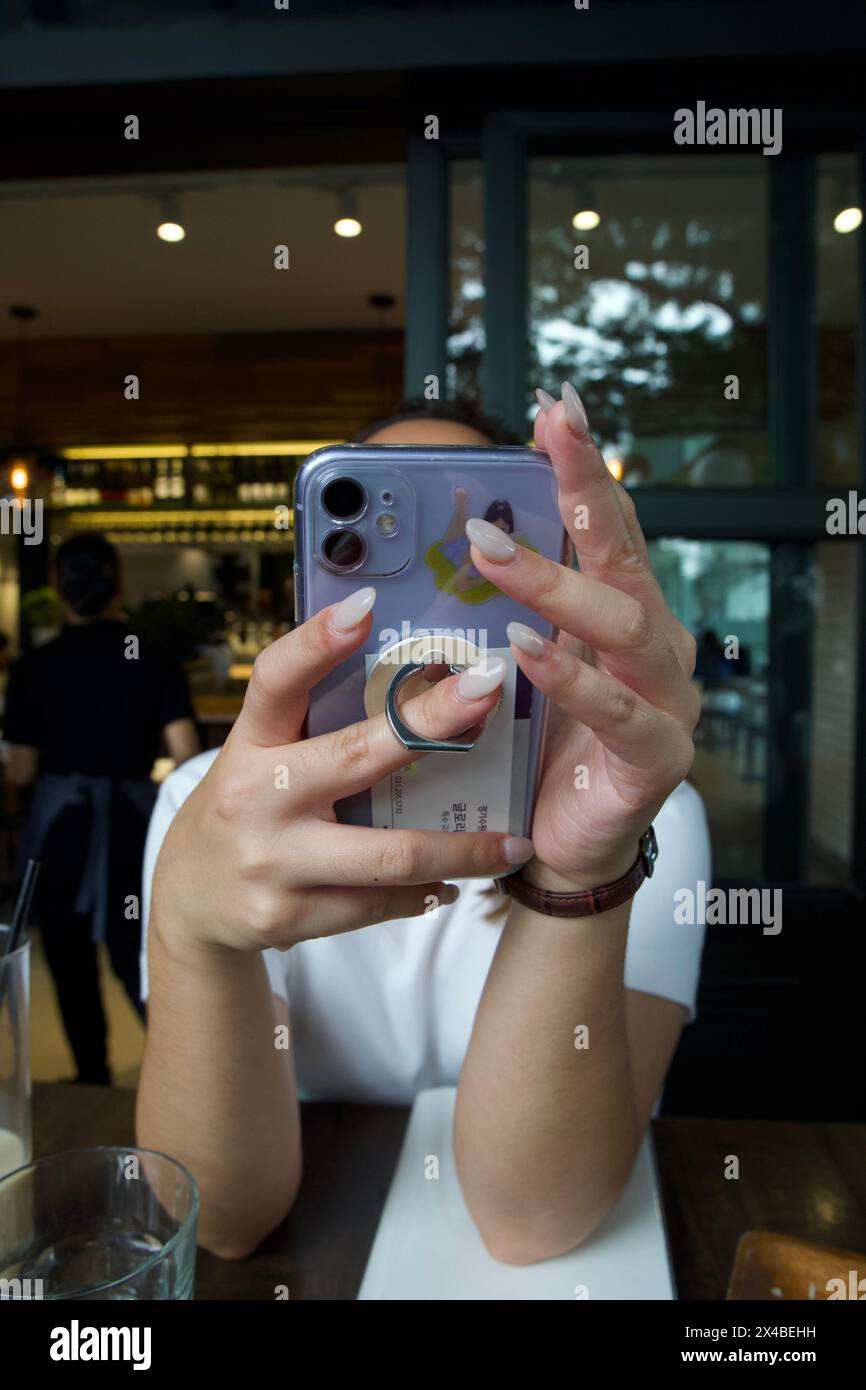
[385,655,477,753]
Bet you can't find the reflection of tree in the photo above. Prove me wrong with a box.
[447,225,485,400]
[530,218,768,451]
[449,212,769,473]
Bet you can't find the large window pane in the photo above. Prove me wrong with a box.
[447,161,484,401]
[529,156,769,485]
[808,541,858,882]
[817,154,860,486]
[648,537,859,886]
[649,539,770,878]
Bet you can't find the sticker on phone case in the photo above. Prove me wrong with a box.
[425,487,532,605]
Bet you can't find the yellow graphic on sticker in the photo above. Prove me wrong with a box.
[425,488,532,605]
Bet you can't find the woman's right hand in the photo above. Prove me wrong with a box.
[151,586,534,959]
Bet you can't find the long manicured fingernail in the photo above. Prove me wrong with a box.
[561,380,589,437]
[466,517,517,562]
[507,620,546,657]
[329,585,376,631]
[455,656,506,702]
[535,387,556,413]
[503,836,534,865]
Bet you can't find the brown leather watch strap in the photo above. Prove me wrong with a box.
[494,826,658,918]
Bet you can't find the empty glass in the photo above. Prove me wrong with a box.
[0,1147,199,1300]
[0,930,31,1181]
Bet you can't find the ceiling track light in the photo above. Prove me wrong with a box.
[832,178,862,235]
[334,188,362,238]
[833,204,862,234]
[156,193,186,243]
[571,179,600,232]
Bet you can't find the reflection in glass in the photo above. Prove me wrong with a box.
[817,154,859,486]
[808,542,857,883]
[649,539,770,877]
[447,162,484,401]
[530,157,769,485]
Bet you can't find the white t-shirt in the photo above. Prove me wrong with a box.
[141,749,710,1105]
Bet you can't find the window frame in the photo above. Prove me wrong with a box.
[406,111,866,892]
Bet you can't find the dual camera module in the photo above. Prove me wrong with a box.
[320,477,398,572]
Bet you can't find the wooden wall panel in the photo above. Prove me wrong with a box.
[0,328,404,448]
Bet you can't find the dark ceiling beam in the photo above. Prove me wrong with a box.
[3,51,865,183]
[2,0,865,90]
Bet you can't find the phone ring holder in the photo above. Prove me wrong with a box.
[386,653,478,753]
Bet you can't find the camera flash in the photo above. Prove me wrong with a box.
[376,512,398,536]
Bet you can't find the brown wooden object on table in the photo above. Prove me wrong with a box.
[727,1230,866,1301]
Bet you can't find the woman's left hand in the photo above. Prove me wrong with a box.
[465,383,701,892]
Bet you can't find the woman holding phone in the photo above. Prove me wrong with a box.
[137,384,709,1265]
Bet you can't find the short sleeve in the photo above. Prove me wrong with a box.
[624,780,710,1024]
[139,749,220,1001]
[153,656,195,730]
[3,657,41,747]
[139,747,294,1011]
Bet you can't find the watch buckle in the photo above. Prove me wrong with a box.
[639,826,658,878]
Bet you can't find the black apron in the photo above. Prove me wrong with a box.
[20,772,158,943]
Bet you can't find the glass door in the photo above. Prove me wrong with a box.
[405,112,866,1117]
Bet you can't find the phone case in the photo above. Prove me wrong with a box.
[294,444,568,837]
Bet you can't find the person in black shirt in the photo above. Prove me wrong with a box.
[3,533,201,1084]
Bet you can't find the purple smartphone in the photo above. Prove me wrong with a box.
[295,444,568,837]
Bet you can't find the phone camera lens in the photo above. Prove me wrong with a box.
[322,477,366,520]
[321,528,366,572]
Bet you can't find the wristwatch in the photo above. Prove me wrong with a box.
[494,826,658,919]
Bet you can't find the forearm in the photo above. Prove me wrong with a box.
[454,892,639,1265]
[136,917,301,1260]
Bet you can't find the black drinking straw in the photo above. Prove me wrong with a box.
[1,859,40,962]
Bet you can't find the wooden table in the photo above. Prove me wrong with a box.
[653,1117,866,1299]
[33,1083,407,1301]
[32,1083,866,1300]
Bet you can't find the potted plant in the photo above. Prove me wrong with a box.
[124,589,228,670]
[21,586,63,646]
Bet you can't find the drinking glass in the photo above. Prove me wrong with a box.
[0,930,31,1180]
[0,1147,199,1300]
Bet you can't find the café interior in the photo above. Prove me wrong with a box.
[0,0,863,1307]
